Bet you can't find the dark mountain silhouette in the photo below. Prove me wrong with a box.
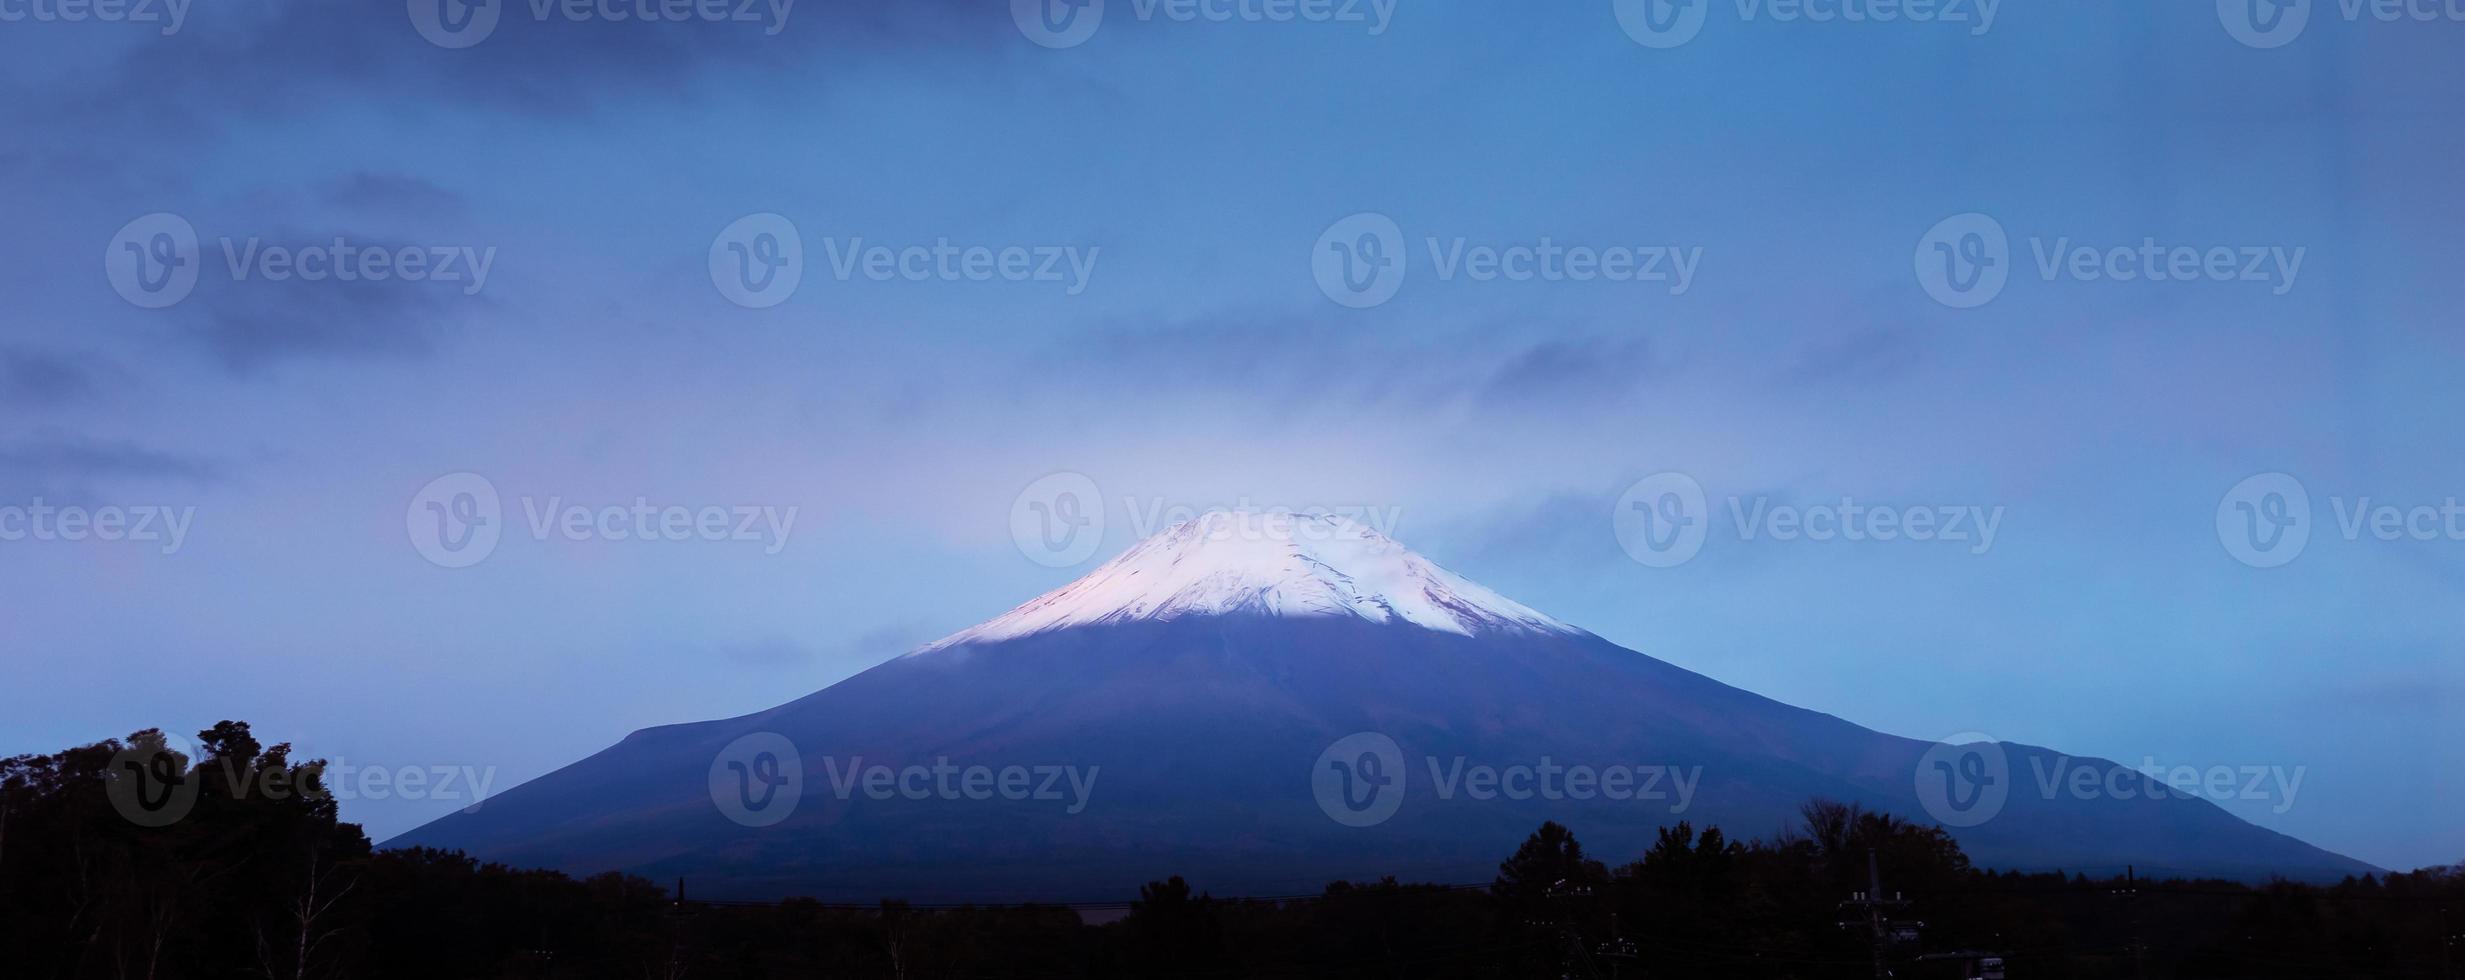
[392,511,2373,899]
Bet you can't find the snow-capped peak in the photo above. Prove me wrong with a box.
[924,509,1583,650]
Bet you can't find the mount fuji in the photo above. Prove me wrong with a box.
[391,510,2372,900]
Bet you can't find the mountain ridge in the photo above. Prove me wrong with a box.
[391,518,2375,899]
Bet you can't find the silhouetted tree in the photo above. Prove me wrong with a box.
[1119,875,1225,976]
[1492,820,1609,906]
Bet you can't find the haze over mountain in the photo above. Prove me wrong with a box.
[393,511,2374,900]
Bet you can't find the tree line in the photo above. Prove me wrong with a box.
[4,722,2458,978]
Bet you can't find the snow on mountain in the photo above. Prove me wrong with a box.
[924,510,1583,651]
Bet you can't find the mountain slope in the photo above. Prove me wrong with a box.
[392,512,2373,899]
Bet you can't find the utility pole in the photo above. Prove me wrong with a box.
[2122,865,2146,980]
[2440,904,2453,980]
[1595,912,1639,980]
[1545,879,1602,980]
[664,878,690,980]
[1868,852,1886,980]
[1837,850,1918,979]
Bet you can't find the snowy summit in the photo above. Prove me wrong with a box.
[924,510,1583,651]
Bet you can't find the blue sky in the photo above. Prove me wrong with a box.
[1,1,2458,872]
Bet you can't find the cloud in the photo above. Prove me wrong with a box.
[0,434,221,502]
[176,232,494,372]
[1044,315,1674,419]
[1783,326,1926,386]
[322,172,469,216]
[22,0,1009,129]
[0,348,107,408]
[1474,336,1661,410]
